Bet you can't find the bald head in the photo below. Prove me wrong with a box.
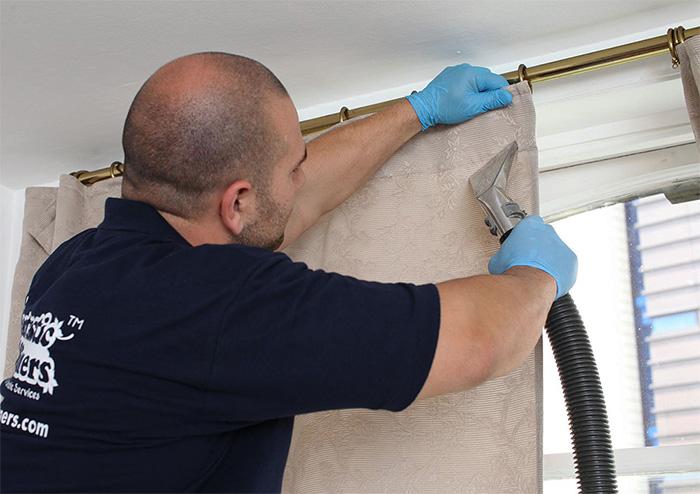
[121,52,289,218]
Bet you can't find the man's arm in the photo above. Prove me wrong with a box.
[278,64,514,250]
[417,216,577,400]
[278,99,420,250]
[418,266,556,399]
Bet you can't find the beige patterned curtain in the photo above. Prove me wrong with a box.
[4,81,542,492]
[678,36,700,153]
[282,82,541,493]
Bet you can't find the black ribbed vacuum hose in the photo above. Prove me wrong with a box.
[546,293,618,493]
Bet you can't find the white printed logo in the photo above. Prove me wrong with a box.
[12,311,82,395]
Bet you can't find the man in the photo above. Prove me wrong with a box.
[1,53,576,492]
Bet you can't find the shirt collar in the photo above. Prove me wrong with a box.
[98,197,191,247]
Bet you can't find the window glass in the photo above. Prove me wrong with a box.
[543,194,700,493]
[651,311,698,336]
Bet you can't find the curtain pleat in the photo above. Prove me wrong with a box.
[282,82,541,493]
[678,36,700,151]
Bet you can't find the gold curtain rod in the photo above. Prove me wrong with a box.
[72,25,697,185]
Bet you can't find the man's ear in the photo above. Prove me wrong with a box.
[220,179,254,236]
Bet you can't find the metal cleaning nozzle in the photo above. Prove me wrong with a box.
[469,141,527,238]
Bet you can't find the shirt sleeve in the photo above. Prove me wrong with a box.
[205,250,440,423]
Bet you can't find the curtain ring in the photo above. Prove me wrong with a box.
[109,161,122,178]
[667,27,681,68]
[675,25,686,44]
[518,63,532,91]
[338,106,350,123]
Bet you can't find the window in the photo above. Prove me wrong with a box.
[543,193,700,493]
[650,311,699,337]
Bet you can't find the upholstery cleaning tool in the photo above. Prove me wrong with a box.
[469,142,618,493]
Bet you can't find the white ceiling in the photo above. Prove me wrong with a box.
[1,0,699,189]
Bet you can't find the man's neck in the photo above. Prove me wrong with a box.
[157,209,231,247]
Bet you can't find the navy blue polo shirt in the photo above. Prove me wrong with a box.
[1,197,440,493]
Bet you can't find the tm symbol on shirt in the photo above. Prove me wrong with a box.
[67,315,84,330]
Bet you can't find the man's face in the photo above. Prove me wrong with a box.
[235,94,306,251]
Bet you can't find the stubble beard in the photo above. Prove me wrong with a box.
[233,189,290,251]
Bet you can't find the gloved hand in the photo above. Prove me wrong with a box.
[406,64,513,131]
[488,215,578,300]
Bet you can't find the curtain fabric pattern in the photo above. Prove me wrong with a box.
[3,81,541,491]
[678,36,700,152]
[282,82,541,493]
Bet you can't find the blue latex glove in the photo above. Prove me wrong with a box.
[488,216,578,300]
[406,64,513,130]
